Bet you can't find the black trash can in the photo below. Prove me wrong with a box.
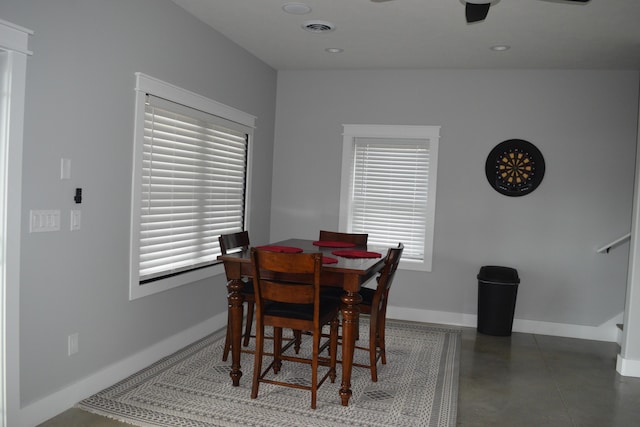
[477,266,520,336]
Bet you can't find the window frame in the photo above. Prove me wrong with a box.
[339,124,440,272]
[129,73,255,300]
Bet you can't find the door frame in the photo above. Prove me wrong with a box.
[0,18,32,427]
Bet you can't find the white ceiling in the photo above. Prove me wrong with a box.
[171,0,640,70]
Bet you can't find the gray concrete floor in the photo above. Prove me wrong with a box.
[457,328,640,427]
[38,327,640,427]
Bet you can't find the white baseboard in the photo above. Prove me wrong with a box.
[386,305,477,328]
[17,312,227,427]
[386,305,623,342]
[617,354,640,377]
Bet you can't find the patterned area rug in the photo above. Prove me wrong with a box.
[77,319,461,427]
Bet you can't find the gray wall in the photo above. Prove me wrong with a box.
[272,69,639,328]
[2,0,640,420]
[0,0,277,407]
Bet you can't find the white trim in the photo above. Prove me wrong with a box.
[342,124,440,140]
[0,19,31,427]
[617,354,640,378]
[512,313,622,342]
[0,19,33,55]
[386,305,623,342]
[134,73,255,128]
[617,90,640,380]
[17,313,227,427]
[129,264,226,300]
[386,305,478,328]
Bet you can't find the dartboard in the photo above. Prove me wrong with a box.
[485,139,545,197]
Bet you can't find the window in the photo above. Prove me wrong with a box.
[339,125,440,271]
[130,73,255,299]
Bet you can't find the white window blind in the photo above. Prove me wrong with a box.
[340,125,439,271]
[139,94,248,283]
[351,138,430,262]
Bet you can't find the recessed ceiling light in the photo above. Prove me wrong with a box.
[325,48,344,53]
[302,20,335,33]
[282,2,311,15]
[490,45,510,51]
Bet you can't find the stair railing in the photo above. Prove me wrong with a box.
[597,233,631,254]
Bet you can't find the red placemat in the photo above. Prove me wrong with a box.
[312,240,357,248]
[331,250,382,259]
[255,245,303,253]
[322,256,338,264]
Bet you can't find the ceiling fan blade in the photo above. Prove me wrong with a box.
[466,3,491,23]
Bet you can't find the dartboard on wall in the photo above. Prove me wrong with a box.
[485,139,545,197]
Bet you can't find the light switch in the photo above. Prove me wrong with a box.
[70,210,81,231]
[29,210,61,232]
[68,333,78,356]
[60,158,71,180]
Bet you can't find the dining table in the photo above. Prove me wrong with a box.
[217,238,388,406]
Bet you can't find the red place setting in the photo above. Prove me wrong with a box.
[255,245,303,253]
[331,250,382,259]
[312,241,357,248]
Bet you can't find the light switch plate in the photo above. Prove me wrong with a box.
[68,333,78,355]
[70,210,81,231]
[60,158,71,180]
[29,210,61,232]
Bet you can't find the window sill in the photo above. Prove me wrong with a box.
[129,263,226,300]
[399,259,432,272]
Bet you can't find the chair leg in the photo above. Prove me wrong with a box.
[293,329,302,354]
[379,302,388,365]
[369,315,379,382]
[311,328,319,409]
[251,322,264,400]
[243,301,254,347]
[329,317,339,383]
[379,324,387,366]
[273,327,283,374]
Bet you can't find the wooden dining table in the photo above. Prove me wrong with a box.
[217,238,388,406]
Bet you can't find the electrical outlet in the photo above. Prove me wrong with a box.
[68,333,79,356]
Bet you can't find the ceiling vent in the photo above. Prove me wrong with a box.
[302,20,335,33]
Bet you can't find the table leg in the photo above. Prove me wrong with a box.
[228,278,245,386]
[339,290,361,406]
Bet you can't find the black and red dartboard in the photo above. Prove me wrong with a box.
[485,139,545,197]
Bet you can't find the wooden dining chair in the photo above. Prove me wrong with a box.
[250,248,340,409]
[355,242,404,382]
[219,231,255,361]
[318,230,368,246]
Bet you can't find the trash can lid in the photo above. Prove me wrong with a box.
[477,266,520,284]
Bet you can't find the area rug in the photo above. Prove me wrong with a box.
[77,319,461,427]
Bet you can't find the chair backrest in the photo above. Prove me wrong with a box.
[219,231,250,255]
[250,249,323,313]
[372,243,404,309]
[318,230,368,246]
